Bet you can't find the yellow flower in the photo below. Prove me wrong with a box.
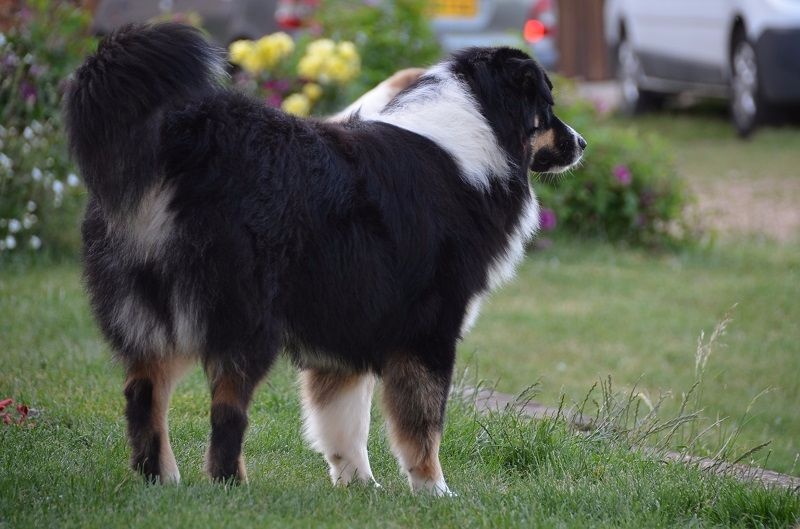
[255,35,281,70]
[298,53,324,79]
[270,32,295,56]
[282,93,312,116]
[302,82,323,101]
[297,39,360,84]
[325,56,351,83]
[229,40,254,66]
[307,38,336,57]
[336,41,358,62]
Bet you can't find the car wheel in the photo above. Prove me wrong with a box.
[617,37,664,115]
[730,35,762,137]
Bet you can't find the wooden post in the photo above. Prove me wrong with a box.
[556,0,611,80]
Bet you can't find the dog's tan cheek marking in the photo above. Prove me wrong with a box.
[531,128,556,153]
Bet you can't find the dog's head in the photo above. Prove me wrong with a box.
[448,47,586,175]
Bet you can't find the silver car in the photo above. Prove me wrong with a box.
[605,0,800,136]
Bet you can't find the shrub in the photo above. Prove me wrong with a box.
[228,32,362,116]
[315,0,441,98]
[533,79,695,248]
[0,0,95,258]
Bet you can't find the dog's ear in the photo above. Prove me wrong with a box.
[509,58,554,106]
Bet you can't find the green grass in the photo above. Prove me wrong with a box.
[1,259,799,528]
[611,105,800,187]
[461,239,800,474]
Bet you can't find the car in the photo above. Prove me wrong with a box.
[522,0,558,71]
[92,0,279,44]
[432,0,558,71]
[604,0,800,136]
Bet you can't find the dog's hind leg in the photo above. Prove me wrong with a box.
[382,352,454,496]
[204,356,274,483]
[123,356,193,484]
[300,369,377,486]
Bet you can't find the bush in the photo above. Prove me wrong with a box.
[315,0,441,98]
[533,79,695,248]
[0,0,95,258]
[228,32,363,117]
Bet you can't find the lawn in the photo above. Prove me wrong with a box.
[2,110,799,527]
[1,264,799,528]
[611,105,800,242]
[461,238,800,474]
[460,109,800,475]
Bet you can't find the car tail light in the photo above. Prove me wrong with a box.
[524,0,556,43]
[276,0,318,30]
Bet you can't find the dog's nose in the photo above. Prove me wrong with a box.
[577,135,587,150]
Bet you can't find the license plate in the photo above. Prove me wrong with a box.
[434,0,479,18]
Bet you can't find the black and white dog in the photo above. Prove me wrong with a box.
[65,23,585,495]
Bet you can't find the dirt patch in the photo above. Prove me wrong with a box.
[691,178,800,242]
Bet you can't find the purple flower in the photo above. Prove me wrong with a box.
[265,93,283,108]
[539,208,557,231]
[264,79,291,93]
[613,164,632,186]
[20,81,36,104]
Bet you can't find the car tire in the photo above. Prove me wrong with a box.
[617,37,664,115]
[730,33,763,137]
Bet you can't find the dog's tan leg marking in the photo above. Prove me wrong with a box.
[300,369,377,486]
[382,356,452,496]
[124,356,193,484]
[202,368,255,484]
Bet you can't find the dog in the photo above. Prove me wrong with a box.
[65,23,585,495]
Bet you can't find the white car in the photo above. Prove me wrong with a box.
[604,0,800,136]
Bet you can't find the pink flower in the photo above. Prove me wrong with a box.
[0,398,12,412]
[265,93,283,108]
[613,165,632,186]
[20,81,37,104]
[264,79,291,93]
[539,208,557,231]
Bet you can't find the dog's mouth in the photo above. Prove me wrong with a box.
[529,119,586,174]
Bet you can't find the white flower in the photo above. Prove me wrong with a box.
[22,214,35,229]
[26,200,37,212]
[67,173,80,187]
[31,167,42,181]
[0,153,10,171]
[31,120,43,134]
[5,235,16,250]
[52,180,64,195]
[8,219,21,233]
[29,235,42,251]
[0,33,6,47]
[23,127,34,140]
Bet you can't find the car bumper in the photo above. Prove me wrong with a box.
[757,28,800,103]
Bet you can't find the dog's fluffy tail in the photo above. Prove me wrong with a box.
[64,23,224,208]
